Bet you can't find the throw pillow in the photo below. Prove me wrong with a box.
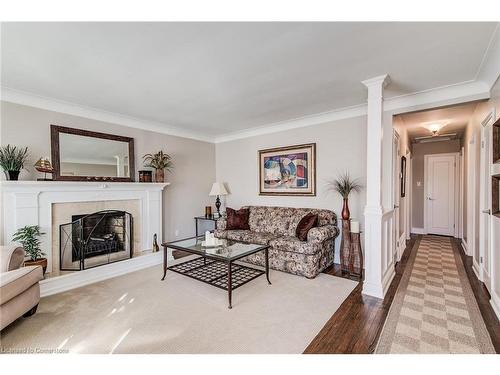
[226,207,250,230]
[296,213,318,241]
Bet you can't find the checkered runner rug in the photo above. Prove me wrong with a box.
[376,235,495,354]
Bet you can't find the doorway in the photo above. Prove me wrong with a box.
[424,153,459,236]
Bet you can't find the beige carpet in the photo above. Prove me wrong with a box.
[376,236,495,354]
[0,260,357,353]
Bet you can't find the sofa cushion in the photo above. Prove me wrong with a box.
[0,266,43,305]
[241,239,335,279]
[223,230,278,245]
[269,236,322,255]
[226,207,250,230]
[296,213,318,241]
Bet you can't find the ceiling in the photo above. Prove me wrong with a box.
[1,22,498,138]
[398,101,479,141]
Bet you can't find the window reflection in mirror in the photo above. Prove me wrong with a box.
[59,133,130,178]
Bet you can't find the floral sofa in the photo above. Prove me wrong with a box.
[214,205,339,278]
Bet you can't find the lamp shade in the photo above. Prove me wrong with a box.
[209,182,228,196]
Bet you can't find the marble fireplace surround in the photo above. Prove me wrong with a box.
[1,181,169,295]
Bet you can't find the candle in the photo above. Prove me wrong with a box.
[351,220,360,233]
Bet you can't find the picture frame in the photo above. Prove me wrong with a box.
[493,117,500,164]
[258,143,316,196]
[401,156,407,198]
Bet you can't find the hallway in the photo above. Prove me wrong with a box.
[376,235,495,353]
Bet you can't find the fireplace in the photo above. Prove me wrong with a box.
[60,210,133,271]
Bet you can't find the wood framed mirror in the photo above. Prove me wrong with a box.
[51,125,135,182]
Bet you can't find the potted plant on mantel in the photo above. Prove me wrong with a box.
[13,225,48,274]
[0,144,29,181]
[143,150,173,183]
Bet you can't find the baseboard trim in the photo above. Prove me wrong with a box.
[40,252,164,297]
[461,238,468,253]
[382,264,396,296]
[411,227,426,234]
[472,261,481,281]
[490,292,500,321]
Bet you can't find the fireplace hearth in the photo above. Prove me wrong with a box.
[60,210,133,271]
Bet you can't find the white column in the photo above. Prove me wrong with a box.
[362,74,390,299]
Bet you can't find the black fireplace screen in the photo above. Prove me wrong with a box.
[60,210,133,271]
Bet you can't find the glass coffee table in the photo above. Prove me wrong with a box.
[161,236,271,309]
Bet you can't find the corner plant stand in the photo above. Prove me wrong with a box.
[340,219,351,274]
[349,231,363,280]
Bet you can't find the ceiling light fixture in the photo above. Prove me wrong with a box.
[428,123,442,136]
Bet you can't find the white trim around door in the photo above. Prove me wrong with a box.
[424,152,459,237]
[479,108,495,292]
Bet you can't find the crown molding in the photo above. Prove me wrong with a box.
[216,79,491,143]
[0,87,215,143]
[214,103,368,143]
[475,23,500,89]
[384,80,491,115]
[2,76,494,146]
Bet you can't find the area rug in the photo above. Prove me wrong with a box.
[0,261,357,353]
[376,235,495,354]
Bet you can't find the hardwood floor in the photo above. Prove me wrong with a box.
[304,235,418,354]
[304,235,499,354]
[454,240,500,352]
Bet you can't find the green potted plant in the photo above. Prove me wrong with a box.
[0,144,29,180]
[143,150,173,183]
[12,225,47,274]
[328,172,362,220]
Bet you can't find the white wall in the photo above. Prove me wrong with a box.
[463,76,500,317]
[215,116,367,263]
[0,101,216,243]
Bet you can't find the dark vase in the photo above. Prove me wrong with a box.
[7,170,20,181]
[341,198,350,220]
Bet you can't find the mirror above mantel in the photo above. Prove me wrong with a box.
[51,125,135,182]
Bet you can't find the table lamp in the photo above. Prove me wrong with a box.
[209,182,228,217]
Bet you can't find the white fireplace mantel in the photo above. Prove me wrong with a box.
[0,180,169,275]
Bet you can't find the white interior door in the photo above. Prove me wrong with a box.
[425,154,456,236]
[479,112,494,291]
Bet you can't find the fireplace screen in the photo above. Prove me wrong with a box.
[60,210,133,271]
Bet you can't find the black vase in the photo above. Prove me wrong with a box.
[7,170,20,181]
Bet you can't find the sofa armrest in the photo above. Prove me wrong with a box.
[0,246,25,273]
[216,215,227,231]
[307,224,339,243]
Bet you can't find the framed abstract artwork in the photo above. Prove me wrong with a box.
[258,143,316,196]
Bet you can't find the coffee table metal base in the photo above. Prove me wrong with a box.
[167,256,267,309]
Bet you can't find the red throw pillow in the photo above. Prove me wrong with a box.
[226,207,250,230]
[296,213,318,241]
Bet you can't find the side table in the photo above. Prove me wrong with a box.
[194,215,218,237]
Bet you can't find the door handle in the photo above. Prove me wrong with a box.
[394,205,399,209]
[427,197,435,201]
[482,209,491,215]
